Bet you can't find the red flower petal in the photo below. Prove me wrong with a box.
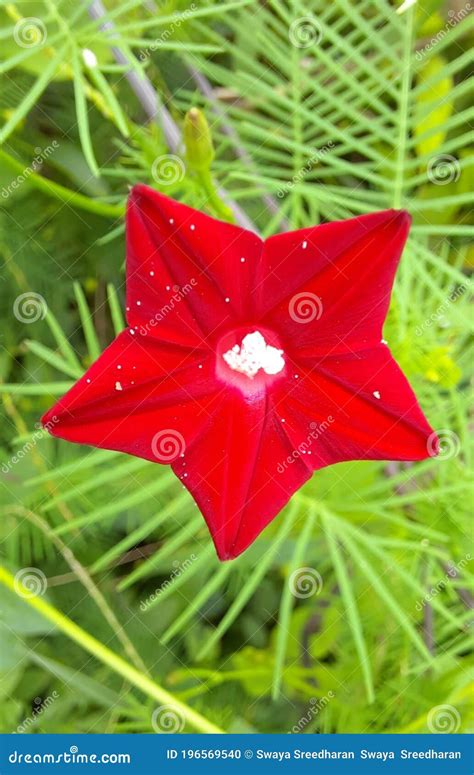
[127,185,262,343]
[259,209,410,354]
[42,330,220,461]
[273,345,433,468]
[171,390,311,560]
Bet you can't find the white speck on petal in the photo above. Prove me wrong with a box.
[115,381,122,391]
[190,224,195,231]
[130,329,135,335]
[240,257,246,263]
[166,285,171,291]
[225,297,230,303]
[149,271,154,277]
[136,301,141,306]
[169,218,174,224]
[302,240,308,249]
[117,365,122,369]
[373,390,381,399]
[381,338,388,345]
[86,378,91,383]
[223,331,285,379]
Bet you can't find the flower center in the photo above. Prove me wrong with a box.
[215,327,286,394]
[222,331,285,379]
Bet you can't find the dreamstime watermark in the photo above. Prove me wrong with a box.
[14,692,60,733]
[277,142,335,197]
[151,154,186,186]
[1,141,59,200]
[151,704,185,733]
[288,692,335,733]
[139,5,197,61]
[415,282,468,336]
[289,567,323,599]
[140,555,197,612]
[289,16,323,48]
[416,554,471,612]
[136,280,197,335]
[151,429,186,462]
[427,429,460,460]
[277,417,334,473]
[289,292,323,323]
[416,4,472,61]
[13,292,47,323]
[8,748,130,764]
[13,17,47,48]
[427,704,461,733]
[427,154,461,185]
[13,567,47,599]
[2,417,58,474]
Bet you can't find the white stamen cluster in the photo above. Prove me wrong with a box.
[223,331,285,379]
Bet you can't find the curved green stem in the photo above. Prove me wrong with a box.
[0,565,224,734]
[196,169,235,222]
[0,150,124,219]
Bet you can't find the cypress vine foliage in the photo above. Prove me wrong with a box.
[0,0,472,734]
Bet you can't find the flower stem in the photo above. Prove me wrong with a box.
[0,565,224,734]
[197,169,235,223]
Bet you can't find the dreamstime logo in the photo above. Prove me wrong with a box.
[151,430,185,462]
[427,430,460,460]
[13,17,47,47]
[289,567,323,599]
[427,704,461,734]
[13,292,47,323]
[289,16,322,48]
[151,155,185,186]
[289,292,323,323]
[14,568,47,599]
[1,141,60,200]
[15,692,60,733]
[415,282,468,336]
[277,141,335,197]
[415,553,471,612]
[416,3,472,61]
[140,554,197,612]
[138,279,197,335]
[289,692,335,733]
[427,154,460,185]
[138,4,197,61]
[2,417,58,474]
[276,416,334,473]
[151,704,185,733]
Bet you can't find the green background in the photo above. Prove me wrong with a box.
[0,0,472,735]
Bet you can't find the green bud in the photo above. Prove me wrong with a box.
[183,108,215,171]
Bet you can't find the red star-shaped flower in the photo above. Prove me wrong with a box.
[43,185,435,560]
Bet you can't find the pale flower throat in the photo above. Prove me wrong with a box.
[222,331,285,379]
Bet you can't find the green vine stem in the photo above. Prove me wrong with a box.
[196,168,235,223]
[4,505,148,676]
[0,565,224,735]
[0,149,124,219]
